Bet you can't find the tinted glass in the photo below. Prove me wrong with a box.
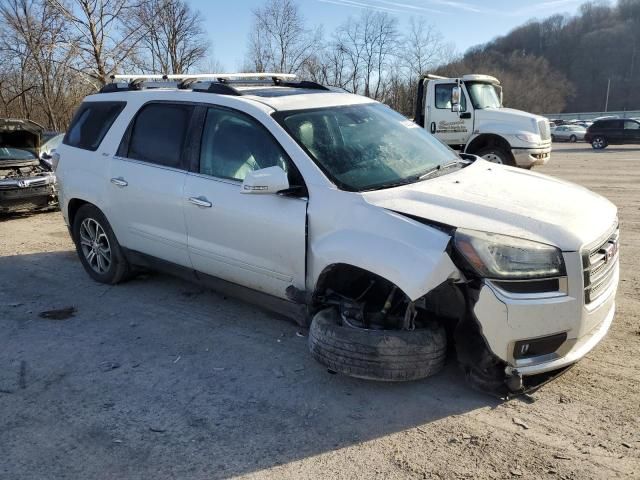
[64,102,125,151]
[127,103,193,168]
[200,108,291,181]
[624,121,640,130]
[279,103,459,191]
[435,84,466,111]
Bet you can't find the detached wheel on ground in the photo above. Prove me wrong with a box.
[475,146,515,166]
[308,308,447,382]
[591,136,607,149]
[72,204,130,284]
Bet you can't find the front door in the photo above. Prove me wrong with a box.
[623,120,640,144]
[184,106,307,299]
[107,102,195,268]
[427,81,472,146]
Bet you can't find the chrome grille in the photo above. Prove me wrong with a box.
[538,119,550,141]
[582,228,619,304]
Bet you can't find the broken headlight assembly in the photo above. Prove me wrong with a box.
[454,229,565,280]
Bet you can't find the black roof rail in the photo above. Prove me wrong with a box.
[98,73,330,95]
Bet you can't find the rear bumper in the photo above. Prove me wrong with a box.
[512,146,552,167]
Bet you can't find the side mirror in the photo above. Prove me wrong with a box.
[451,85,461,112]
[40,152,52,160]
[241,166,289,194]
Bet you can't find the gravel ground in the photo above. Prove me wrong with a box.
[0,143,638,479]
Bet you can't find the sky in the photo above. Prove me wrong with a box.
[189,0,594,71]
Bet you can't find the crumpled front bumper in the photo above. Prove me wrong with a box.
[0,174,58,213]
[473,258,618,378]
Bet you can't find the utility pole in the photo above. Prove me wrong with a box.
[604,78,611,112]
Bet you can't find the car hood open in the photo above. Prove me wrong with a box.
[361,160,617,250]
[0,118,44,162]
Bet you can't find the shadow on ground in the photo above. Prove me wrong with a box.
[0,251,498,479]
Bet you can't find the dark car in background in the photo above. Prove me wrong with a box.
[585,118,640,149]
[0,119,57,214]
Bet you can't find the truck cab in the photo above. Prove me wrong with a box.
[414,74,552,168]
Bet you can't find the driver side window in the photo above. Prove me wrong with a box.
[199,107,291,181]
[435,84,467,111]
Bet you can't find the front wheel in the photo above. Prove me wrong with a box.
[308,308,447,382]
[569,134,577,143]
[475,146,516,166]
[72,204,130,284]
[591,136,607,149]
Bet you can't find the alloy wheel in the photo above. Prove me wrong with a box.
[79,218,112,274]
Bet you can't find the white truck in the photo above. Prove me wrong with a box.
[414,74,552,168]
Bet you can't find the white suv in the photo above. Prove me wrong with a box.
[55,74,619,395]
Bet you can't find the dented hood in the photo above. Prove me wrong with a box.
[361,160,617,251]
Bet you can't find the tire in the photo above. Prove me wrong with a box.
[569,134,577,143]
[592,136,607,149]
[72,204,130,284]
[308,308,447,382]
[475,146,515,166]
[550,134,556,142]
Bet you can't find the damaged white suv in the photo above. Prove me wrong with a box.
[55,74,619,395]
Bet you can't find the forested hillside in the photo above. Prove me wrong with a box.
[438,0,640,114]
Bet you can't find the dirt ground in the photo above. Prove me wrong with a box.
[0,143,638,480]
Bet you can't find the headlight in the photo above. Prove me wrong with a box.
[515,133,539,144]
[454,229,565,279]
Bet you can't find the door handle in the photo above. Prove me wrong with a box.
[110,177,128,187]
[188,196,212,208]
[430,122,436,134]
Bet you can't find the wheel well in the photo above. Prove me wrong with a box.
[465,134,512,155]
[312,264,407,307]
[67,198,90,228]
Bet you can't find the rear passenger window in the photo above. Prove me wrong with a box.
[64,102,125,151]
[125,103,193,168]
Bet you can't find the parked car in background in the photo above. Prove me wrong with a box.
[0,119,57,214]
[40,133,64,168]
[55,73,618,395]
[585,118,640,149]
[551,125,586,143]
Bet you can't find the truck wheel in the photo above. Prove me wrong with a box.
[72,204,130,284]
[475,147,515,166]
[592,136,607,149]
[308,308,447,382]
[569,134,577,143]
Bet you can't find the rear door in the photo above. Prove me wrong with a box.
[107,102,195,267]
[623,120,640,144]
[183,106,308,299]
[607,120,625,143]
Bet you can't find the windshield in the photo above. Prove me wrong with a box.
[466,82,501,109]
[277,103,459,191]
[0,147,36,161]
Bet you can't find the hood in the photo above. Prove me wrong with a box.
[0,119,44,159]
[474,108,543,135]
[361,160,617,251]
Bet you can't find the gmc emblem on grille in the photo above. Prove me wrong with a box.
[601,242,618,263]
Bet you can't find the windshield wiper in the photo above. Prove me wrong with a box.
[417,160,468,181]
[362,160,469,191]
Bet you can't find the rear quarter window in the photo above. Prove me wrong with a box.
[121,102,194,169]
[64,101,126,151]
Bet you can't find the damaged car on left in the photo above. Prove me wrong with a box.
[0,119,58,214]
